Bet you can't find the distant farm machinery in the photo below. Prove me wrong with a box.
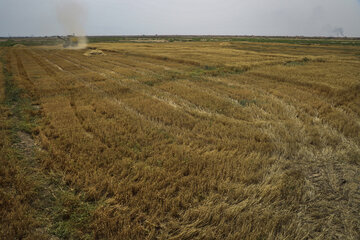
[57,35,79,48]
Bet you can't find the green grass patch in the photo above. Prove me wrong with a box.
[228,37,360,46]
[284,57,311,66]
[0,39,17,47]
[1,60,38,135]
[0,38,61,47]
[190,65,248,78]
[144,80,155,86]
[285,61,306,66]
[88,36,128,43]
[51,191,96,240]
[239,99,256,107]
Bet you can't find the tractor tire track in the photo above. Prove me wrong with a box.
[14,50,34,86]
[25,50,57,77]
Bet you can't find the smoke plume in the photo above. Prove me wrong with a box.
[57,0,88,49]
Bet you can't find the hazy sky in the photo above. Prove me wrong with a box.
[1,0,360,37]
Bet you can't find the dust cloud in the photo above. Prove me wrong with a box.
[332,27,345,37]
[323,25,346,37]
[56,0,88,49]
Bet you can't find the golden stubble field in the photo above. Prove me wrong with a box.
[1,41,360,239]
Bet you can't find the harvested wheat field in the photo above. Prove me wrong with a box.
[1,40,360,239]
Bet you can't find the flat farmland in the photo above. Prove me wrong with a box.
[1,41,360,239]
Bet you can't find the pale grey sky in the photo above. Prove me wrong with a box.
[0,0,360,37]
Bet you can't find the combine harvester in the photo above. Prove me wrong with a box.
[57,34,79,48]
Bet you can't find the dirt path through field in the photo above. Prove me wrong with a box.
[14,131,60,239]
